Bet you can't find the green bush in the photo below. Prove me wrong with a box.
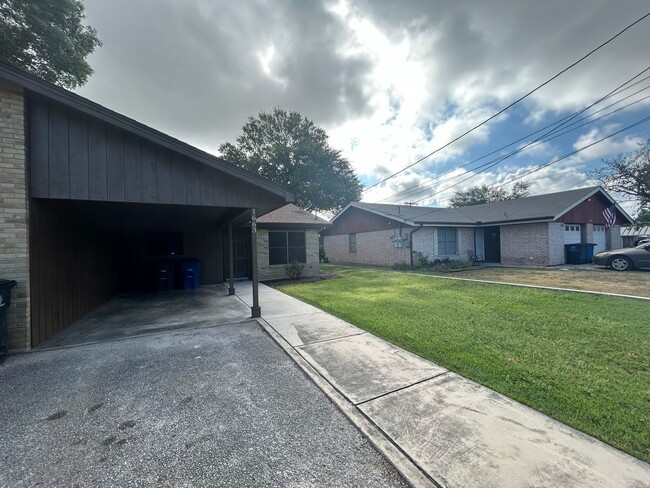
[319,245,329,263]
[391,262,411,271]
[285,261,305,279]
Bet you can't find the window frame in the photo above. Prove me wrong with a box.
[437,227,458,255]
[349,233,357,253]
[268,230,306,266]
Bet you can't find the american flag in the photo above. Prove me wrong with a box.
[602,204,617,228]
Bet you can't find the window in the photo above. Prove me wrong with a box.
[437,227,457,255]
[349,233,357,253]
[269,231,306,265]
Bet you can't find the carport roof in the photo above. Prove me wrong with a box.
[336,187,633,226]
[0,61,293,201]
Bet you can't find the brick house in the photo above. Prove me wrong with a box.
[255,204,330,281]
[322,187,633,267]
[0,61,294,349]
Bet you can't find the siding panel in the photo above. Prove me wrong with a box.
[48,105,69,198]
[124,136,141,202]
[107,128,125,201]
[28,99,50,197]
[68,114,89,200]
[87,119,108,200]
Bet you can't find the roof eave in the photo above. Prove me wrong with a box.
[0,62,292,201]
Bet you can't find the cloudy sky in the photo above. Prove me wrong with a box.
[75,0,650,215]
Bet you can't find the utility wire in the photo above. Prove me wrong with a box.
[379,79,650,203]
[398,114,650,219]
[363,11,650,192]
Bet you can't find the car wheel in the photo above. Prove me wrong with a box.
[609,256,633,271]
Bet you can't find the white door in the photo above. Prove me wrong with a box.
[564,224,581,244]
[593,225,606,251]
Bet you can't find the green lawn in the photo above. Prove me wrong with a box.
[278,265,650,462]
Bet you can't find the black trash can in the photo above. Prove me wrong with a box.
[152,260,175,292]
[0,279,17,363]
[565,243,586,264]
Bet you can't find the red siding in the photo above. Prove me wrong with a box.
[323,207,406,236]
[557,193,629,225]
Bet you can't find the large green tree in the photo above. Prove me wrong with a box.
[449,181,531,207]
[591,139,650,208]
[0,0,101,88]
[220,108,362,213]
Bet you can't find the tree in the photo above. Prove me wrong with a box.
[449,181,531,207]
[591,139,650,208]
[0,0,101,88]
[634,208,650,227]
[220,108,362,213]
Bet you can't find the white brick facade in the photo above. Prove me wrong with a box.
[0,79,30,349]
[324,228,413,266]
[412,227,474,261]
[500,223,550,266]
[257,228,320,280]
[548,222,565,265]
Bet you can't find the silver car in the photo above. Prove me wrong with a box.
[593,242,650,271]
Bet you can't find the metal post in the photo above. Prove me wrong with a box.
[228,224,235,295]
[250,208,261,318]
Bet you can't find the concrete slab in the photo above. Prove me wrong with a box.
[297,333,447,405]
[265,312,364,346]
[359,373,650,488]
[1,323,407,487]
[260,298,323,319]
[38,285,251,348]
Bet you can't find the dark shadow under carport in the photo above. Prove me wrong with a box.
[35,285,250,349]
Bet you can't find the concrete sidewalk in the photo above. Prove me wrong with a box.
[235,281,650,488]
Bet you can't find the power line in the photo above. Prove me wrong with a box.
[379,81,650,203]
[363,11,650,192]
[400,114,650,217]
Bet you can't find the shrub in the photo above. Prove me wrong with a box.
[285,261,305,279]
[391,261,411,271]
[413,252,432,269]
[319,245,329,263]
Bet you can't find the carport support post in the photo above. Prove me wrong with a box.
[228,224,235,295]
[250,208,261,318]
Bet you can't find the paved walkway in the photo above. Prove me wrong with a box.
[235,282,650,488]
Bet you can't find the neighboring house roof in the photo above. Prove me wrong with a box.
[621,226,650,237]
[257,204,331,228]
[0,61,293,201]
[335,187,633,226]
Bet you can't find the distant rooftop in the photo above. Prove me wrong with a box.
[257,204,330,227]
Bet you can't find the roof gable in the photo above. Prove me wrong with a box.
[257,204,330,227]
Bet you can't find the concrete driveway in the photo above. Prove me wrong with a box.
[0,321,407,487]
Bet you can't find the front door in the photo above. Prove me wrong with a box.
[232,230,250,278]
[483,226,501,263]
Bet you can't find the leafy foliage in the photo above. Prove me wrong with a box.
[0,0,101,88]
[449,181,531,207]
[285,260,305,280]
[591,139,650,209]
[634,208,650,227]
[219,108,362,213]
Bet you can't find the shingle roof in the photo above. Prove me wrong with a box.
[346,187,632,226]
[257,204,330,227]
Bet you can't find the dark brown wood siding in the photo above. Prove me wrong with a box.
[30,199,120,347]
[322,206,403,236]
[27,94,286,210]
[557,193,629,225]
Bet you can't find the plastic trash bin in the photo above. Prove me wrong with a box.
[179,259,200,289]
[584,243,597,263]
[0,279,17,363]
[565,244,586,264]
[153,260,175,292]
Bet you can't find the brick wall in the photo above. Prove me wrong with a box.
[324,228,412,266]
[412,227,474,261]
[0,79,30,349]
[500,223,550,266]
[548,222,565,265]
[257,228,320,280]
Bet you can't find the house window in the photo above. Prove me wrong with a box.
[269,231,306,265]
[349,233,357,253]
[437,227,457,254]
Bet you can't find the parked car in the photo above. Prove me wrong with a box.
[593,242,650,271]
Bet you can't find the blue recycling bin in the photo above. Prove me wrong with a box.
[179,259,200,289]
[584,243,597,263]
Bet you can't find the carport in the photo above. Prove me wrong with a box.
[1,64,292,348]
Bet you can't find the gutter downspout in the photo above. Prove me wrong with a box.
[409,225,425,268]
